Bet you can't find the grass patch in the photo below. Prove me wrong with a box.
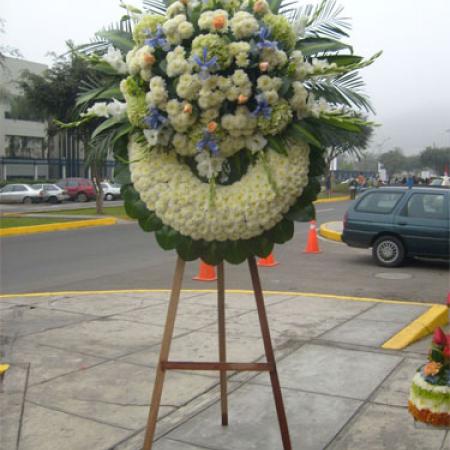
[317,191,350,199]
[0,217,86,229]
[39,206,130,219]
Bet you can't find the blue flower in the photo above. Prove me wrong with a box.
[144,107,167,129]
[197,131,219,155]
[256,26,279,51]
[193,48,218,80]
[144,25,170,52]
[251,95,272,119]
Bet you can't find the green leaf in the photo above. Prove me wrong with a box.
[201,241,224,266]
[176,236,202,261]
[223,240,250,265]
[285,203,316,222]
[155,226,182,250]
[114,163,131,185]
[267,136,287,155]
[431,349,444,363]
[138,213,163,232]
[269,0,284,14]
[320,116,362,132]
[296,37,352,57]
[91,116,123,139]
[251,234,274,258]
[272,219,294,244]
[124,198,149,220]
[319,55,363,66]
[286,123,322,147]
[96,30,134,52]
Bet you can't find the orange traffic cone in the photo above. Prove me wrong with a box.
[304,220,320,254]
[193,260,217,281]
[258,252,279,267]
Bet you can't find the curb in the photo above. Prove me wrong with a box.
[314,196,350,204]
[382,305,449,350]
[0,217,118,238]
[319,222,343,242]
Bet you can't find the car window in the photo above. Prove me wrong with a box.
[404,194,447,219]
[44,184,57,190]
[1,185,14,192]
[13,185,28,192]
[67,180,78,187]
[356,192,404,214]
[430,179,442,186]
[111,183,121,188]
[101,183,107,189]
[31,185,42,190]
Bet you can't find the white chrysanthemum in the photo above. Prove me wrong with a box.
[130,139,310,241]
[166,46,191,77]
[290,81,309,117]
[229,41,251,68]
[163,15,194,44]
[221,106,257,137]
[176,73,202,100]
[246,134,267,153]
[166,1,186,18]
[230,11,259,39]
[260,48,288,69]
[166,99,197,132]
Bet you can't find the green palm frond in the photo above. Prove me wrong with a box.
[281,0,351,39]
[307,72,374,113]
[142,0,169,15]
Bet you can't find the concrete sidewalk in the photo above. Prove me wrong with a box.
[1,290,448,450]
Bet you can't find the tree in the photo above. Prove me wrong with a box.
[379,147,407,177]
[420,147,450,175]
[0,18,22,65]
[18,54,110,213]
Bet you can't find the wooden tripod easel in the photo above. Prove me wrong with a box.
[142,256,292,450]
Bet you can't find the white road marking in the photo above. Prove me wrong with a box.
[316,208,335,213]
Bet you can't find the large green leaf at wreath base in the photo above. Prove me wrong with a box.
[119,155,323,265]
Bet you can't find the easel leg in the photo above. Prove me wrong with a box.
[143,257,186,450]
[217,262,228,426]
[248,256,292,450]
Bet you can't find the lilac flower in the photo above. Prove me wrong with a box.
[193,48,218,80]
[144,25,170,52]
[144,107,168,129]
[251,95,272,119]
[196,131,219,155]
[256,26,278,50]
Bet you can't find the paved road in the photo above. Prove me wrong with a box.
[0,199,123,214]
[1,200,448,302]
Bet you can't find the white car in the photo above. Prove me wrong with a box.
[101,182,121,201]
[32,183,70,203]
[0,184,45,204]
[430,176,450,187]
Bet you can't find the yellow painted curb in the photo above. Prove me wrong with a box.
[0,217,118,238]
[0,363,10,375]
[314,196,350,204]
[382,305,449,350]
[319,222,343,242]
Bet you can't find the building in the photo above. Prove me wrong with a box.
[0,56,114,181]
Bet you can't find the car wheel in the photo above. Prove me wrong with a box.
[372,236,405,267]
[105,193,114,201]
[48,196,58,204]
[76,193,88,202]
[23,197,33,205]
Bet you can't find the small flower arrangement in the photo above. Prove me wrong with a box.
[65,0,379,264]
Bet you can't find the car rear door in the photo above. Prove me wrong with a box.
[394,191,449,257]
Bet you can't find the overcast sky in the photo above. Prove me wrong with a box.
[2,0,450,154]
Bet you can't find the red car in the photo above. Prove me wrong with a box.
[57,178,96,202]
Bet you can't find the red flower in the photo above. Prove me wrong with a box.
[443,346,450,359]
[433,327,447,346]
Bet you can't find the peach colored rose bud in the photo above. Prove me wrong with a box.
[207,121,218,133]
[183,103,193,114]
[253,0,266,13]
[423,361,442,377]
[259,62,269,72]
[238,95,248,104]
[212,15,226,30]
[143,53,155,65]
[180,0,188,5]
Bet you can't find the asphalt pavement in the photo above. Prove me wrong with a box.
[1,200,448,302]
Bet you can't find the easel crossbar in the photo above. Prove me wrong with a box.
[162,361,273,371]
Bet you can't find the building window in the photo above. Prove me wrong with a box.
[5,135,46,159]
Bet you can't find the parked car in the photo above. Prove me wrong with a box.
[342,186,449,267]
[101,181,121,201]
[31,183,70,203]
[430,176,450,186]
[57,178,96,202]
[0,183,46,204]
